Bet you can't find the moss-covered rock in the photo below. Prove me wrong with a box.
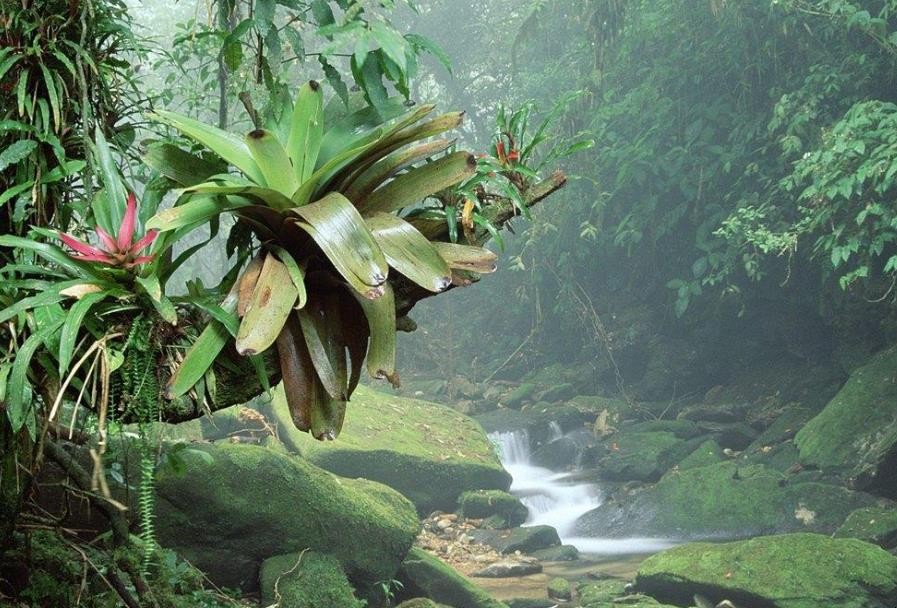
[458,490,528,527]
[796,347,897,497]
[575,461,878,539]
[577,580,678,608]
[835,506,897,549]
[154,442,419,591]
[505,383,538,408]
[623,419,702,439]
[397,547,508,608]
[277,385,511,513]
[547,577,572,600]
[597,431,697,482]
[396,599,448,608]
[469,525,561,554]
[694,421,758,450]
[674,439,723,471]
[538,382,576,403]
[259,551,363,608]
[635,533,897,608]
[530,544,579,561]
[749,406,816,448]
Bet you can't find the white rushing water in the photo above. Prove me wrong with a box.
[489,428,677,556]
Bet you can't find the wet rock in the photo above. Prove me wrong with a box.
[531,428,595,470]
[506,599,557,608]
[470,525,561,554]
[472,560,543,578]
[635,533,897,608]
[677,403,746,424]
[397,547,508,608]
[578,580,678,608]
[530,544,580,561]
[835,506,897,549]
[458,490,529,528]
[597,431,699,482]
[695,421,758,450]
[153,442,419,591]
[539,382,577,403]
[673,439,723,472]
[276,385,511,513]
[576,461,878,539]
[547,577,572,600]
[505,383,538,408]
[748,406,816,448]
[475,406,589,447]
[796,347,897,498]
[624,419,703,439]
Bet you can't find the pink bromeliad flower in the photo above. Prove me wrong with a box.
[58,193,158,270]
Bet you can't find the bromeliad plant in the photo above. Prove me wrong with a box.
[147,81,499,440]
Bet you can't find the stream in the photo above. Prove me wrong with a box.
[489,425,677,556]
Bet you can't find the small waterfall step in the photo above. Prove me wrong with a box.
[489,427,678,556]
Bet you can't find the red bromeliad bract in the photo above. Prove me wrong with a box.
[57,193,158,269]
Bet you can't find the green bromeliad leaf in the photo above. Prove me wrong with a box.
[360,151,476,214]
[235,253,299,356]
[246,129,299,196]
[365,212,451,292]
[289,193,388,298]
[351,282,397,386]
[431,242,498,274]
[287,80,325,184]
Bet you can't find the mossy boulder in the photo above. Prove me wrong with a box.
[674,439,723,471]
[538,382,576,403]
[504,383,538,408]
[278,385,511,513]
[458,490,528,527]
[835,506,897,549]
[397,547,508,608]
[576,461,878,539]
[635,533,897,608]
[154,442,419,591]
[694,421,758,450]
[597,431,698,482]
[796,347,897,497]
[577,579,678,608]
[530,544,579,561]
[623,419,702,439]
[475,406,589,447]
[469,525,561,554]
[749,406,816,448]
[547,577,572,600]
[259,551,363,608]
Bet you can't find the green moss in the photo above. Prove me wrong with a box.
[259,551,363,608]
[597,431,688,482]
[577,461,877,538]
[636,533,897,608]
[674,439,723,471]
[577,580,678,608]
[276,385,511,513]
[154,442,419,591]
[398,548,508,608]
[457,490,528,526]
[835,506,897,548]
[796,347,897,493]
[539,382,576,403]
[546,577,571,600]
[505,383,538,407]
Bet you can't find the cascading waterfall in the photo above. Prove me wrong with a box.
[489,428,677,556]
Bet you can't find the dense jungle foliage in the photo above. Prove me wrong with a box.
[401,0,897,400]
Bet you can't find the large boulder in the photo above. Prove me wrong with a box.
[575,461,878,539]
[469,525,561,554]
[578,579,678,608]
[276,385,511,513]
[259,551,363,608]
[596,431,699,482]
[635,534,897,608]
[397,547,508,608]
[796,347,897,497]
[154,442,419,591]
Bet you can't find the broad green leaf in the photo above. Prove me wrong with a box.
[309,388,345,441]
[431,242,498,273]
[361,151,476,214]
[371,22,408,74]
[146,194,252,232]
[59,291,107,376]
[287,80,324,183]
[269,246,308,309]
[343,138,454,202]
[0,236,107,280]
[405,33,452,75]
[135,275,178,325]
[366,213,451,292]
[289,193,388,297]
[143,142,226,187]
[246,129,299,195]
[167,320,231,399]
[182,183,294,212]
[297,296,347,401]
[318,96,408,165]
[235,253,299,356]
[39,63,61,131]
[351,282,397,386]
[152,110,265,185]
[0,139,37,172]
[92,128,127,232]
[8,318,64,433]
